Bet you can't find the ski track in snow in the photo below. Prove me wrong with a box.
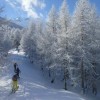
[0,50,86,100]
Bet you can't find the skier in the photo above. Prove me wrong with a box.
[12,74,19,92]
[14,63,17,73]
[16,67,21,78]
[92,82,97,95]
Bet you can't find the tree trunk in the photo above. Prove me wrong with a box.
[81,58,85,93]
[49,68,51,77]
[64,68,67,90]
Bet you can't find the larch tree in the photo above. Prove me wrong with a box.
[20,19,37,61]
[45,5,58,78]
[70,0,99,93]
[57,0,71,90]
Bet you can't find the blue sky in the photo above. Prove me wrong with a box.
[0,0,100,22]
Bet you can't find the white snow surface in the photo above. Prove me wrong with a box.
[0,49,86,100]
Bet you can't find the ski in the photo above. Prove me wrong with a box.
[8,86,19,96]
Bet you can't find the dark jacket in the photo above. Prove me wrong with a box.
[16,68,21,74]
[14,63,17,72]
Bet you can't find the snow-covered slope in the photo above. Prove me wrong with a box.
[0,50,86,100]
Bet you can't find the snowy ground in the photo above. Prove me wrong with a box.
[0,49,88,100]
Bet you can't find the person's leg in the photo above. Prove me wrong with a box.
[12,81,16,91]
[12,81,14,91]
[15,81,18,90]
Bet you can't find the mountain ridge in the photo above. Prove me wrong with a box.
[0,17,23,29]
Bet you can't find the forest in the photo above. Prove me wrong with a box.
[0,0,100,98]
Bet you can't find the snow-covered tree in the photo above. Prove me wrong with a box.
[34,19,46,66]
[3,25,13,51]
[40,5,59,78]
[57,0,71,90]
[70,0,99,93]
[21,19,37,61]
[11,28,21,51]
